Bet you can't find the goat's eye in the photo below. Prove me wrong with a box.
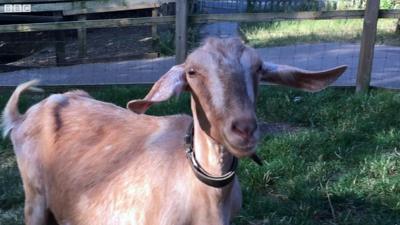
[187,68,197,76]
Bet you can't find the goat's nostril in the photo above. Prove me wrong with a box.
[231,122,245,137]
[231,120,257,139]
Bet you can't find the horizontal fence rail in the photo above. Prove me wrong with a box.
[0,10,399,33]
[0,0,72,3]
[0,0,173,15]
[193,9,400,23]
[0,16,176,33]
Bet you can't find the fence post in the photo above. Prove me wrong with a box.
[77,14,87,60]
[355,0,380,92]
[55,30,66,66]
[53,12,66,66]
[152,7,159,49]
[175,0,188,64]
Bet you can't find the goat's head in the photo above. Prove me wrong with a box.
[127,37,346,158]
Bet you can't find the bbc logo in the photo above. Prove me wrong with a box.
[4,4,31,13]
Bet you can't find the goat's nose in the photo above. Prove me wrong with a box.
[231,118,257,140]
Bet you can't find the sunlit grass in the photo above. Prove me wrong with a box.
[241,19,400,47]
[1,86,400,224]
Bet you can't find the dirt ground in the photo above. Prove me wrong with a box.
[2,25,161,69]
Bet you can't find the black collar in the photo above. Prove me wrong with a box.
[184,122,238,188]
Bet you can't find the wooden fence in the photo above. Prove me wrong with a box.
[0,0,173,65]
[0,0,399,91]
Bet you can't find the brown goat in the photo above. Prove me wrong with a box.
[2,37,346,225]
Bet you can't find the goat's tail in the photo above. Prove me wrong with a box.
[2,80,43,138]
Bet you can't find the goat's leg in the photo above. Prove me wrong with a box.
[23,187,47,225]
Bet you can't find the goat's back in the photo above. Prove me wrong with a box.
[10,91,193,224]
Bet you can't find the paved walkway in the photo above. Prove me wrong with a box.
[0,43,399,89]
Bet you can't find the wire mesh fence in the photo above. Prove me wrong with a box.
[4,27,161,66]
[190,0,400,89]
[0,1,399,88]
[0,26,175,85]
[195,0,326,13]
[197,17,399,89]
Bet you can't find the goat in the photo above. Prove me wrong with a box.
[2,37,346,225]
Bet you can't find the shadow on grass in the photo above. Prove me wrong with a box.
[236,189,400,225]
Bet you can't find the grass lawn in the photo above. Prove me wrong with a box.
[240,19,400,47]
[1,86,400,225]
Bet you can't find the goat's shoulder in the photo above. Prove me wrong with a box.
[141,114,192,150]
[159,114,192,131]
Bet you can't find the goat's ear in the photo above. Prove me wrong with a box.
[127,64,186,114]
[260,62,347,92]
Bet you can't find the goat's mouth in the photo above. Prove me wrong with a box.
[223,136,258,158]
[220,117,259,158]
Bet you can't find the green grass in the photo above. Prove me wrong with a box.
[241,19,400,47]
[1,86,400,224]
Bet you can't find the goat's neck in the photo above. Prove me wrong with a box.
[190,98,234,177]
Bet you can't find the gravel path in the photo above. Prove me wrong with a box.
[0,42,399,89]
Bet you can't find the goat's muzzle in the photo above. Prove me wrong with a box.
[223,116,259,157]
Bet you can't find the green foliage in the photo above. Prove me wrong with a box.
[336,0,366,10]
[335,0,399,9]
[158,30,175,56]
[380,0,397,9]
[1,86,400,224]
[158,26,201,56]
[245,0,321,12]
